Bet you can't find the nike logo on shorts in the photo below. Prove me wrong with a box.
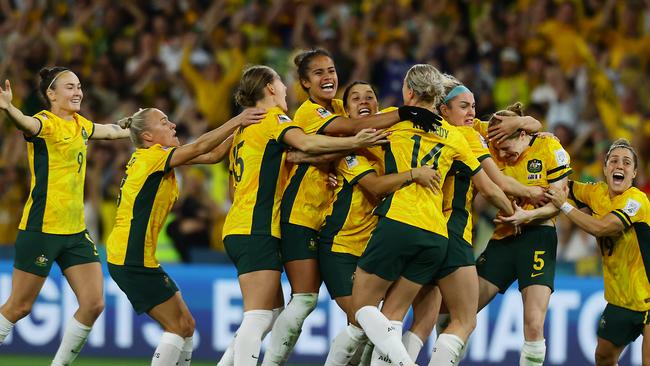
[530,272,544,278]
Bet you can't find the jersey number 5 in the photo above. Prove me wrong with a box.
[232,141,245,182]
[411,136,444,169]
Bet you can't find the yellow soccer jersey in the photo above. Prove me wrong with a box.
[375,120,482,237]
[442,125,491,245]
[281,98,346,230]
[223,107,299,238]
[570,181,650,311]
[19,110,94,234]
[491,135,573,239]
[320,152,382,257]
[107,145,178,268]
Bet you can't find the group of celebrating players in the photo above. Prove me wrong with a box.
[0,47,648,366]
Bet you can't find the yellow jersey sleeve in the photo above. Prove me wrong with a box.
[544,137,572,183]
[458,126,490,162]
[270,111,301,145]
[337,153,376,185]
[292,98,346,134]
[472,118,489,139]
[610,188,649,229]
[568,180,602,210]
[33,111,57,138]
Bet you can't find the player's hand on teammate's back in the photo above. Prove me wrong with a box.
[236,107,266,127]
[353,128,390,148]
[412,165,442,192]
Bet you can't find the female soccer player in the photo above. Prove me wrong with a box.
[478,103,572,366]
[218,65,414,366]
[546,139,650,366]
[287,81,442,366]
[263,50,439,365]
[108,106,264,365]
[0,67,130,365]
[350,64,515,366]
[388,78,545,362]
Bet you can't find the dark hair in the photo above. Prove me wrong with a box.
[293,49,333,91]
[235,66,277,107]
[38,66,70,108]
[488,101,524,128]
[606,138,639,169]
[342,81,377,109]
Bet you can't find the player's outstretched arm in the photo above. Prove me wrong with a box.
[0,80,40,136]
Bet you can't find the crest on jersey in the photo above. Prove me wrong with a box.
[277,114,292,124]
[35,254,49,267]
[554,149,569,166]
[345,154,359,169]
[623,198,641,217]
[81,127,88,139]
[527,159,543,173]
[316,107,332,118]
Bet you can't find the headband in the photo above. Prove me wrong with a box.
[443,85,472,103]
[47,70,69,90]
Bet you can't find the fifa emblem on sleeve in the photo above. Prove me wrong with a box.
[316,107,332,118]
[35,254,49,267]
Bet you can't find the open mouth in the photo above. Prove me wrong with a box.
[358,108,371,116]
[612,172,625,184]
[321,83,335,91]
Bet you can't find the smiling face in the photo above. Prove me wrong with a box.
[604,147,637,195]
[143,109,180,147]
[48,71,83,113]
[440,92,475,127]
[301,55,338,102]
[493,131,529,164]
[345,84,378,118]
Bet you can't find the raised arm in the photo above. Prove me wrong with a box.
[281,127,388,154]
[0,80,40,136]
[323,106,441,136]
[92,123,131,140]
[487,115,543,143]
[546,185,625,237]
[169,108,264,168]
[186,134,234,165]
[286,150,349,165]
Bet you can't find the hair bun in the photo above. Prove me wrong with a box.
[38,67,51,80]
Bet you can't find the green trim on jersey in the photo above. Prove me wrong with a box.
[280,163,309,223]
[447,162,472,239]
[319,183,354,245]
[25,137,49,231]
[251,140,284,235]
[125,171,165,266]
[374,145,397,217]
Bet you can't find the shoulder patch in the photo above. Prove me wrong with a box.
[316,107,332,118]
[39,112,48,120]
[277,114,292,124]
[344,154,359,169]
[554,149,569,166]
[623,198,641,217]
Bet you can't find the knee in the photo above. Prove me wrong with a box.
[81,298,105,320]
[594,347,616,366]
[181,315,196,338]
[523,315,545,339]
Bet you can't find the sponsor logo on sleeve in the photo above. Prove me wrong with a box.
[623,198,641,217]
[277,114,292,124]
[345,154,359,169]
[316,107,332,118]
[554,149,569,166]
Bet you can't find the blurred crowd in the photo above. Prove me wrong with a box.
[1,0,649,273]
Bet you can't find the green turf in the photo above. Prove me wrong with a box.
[0,354,316,365]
